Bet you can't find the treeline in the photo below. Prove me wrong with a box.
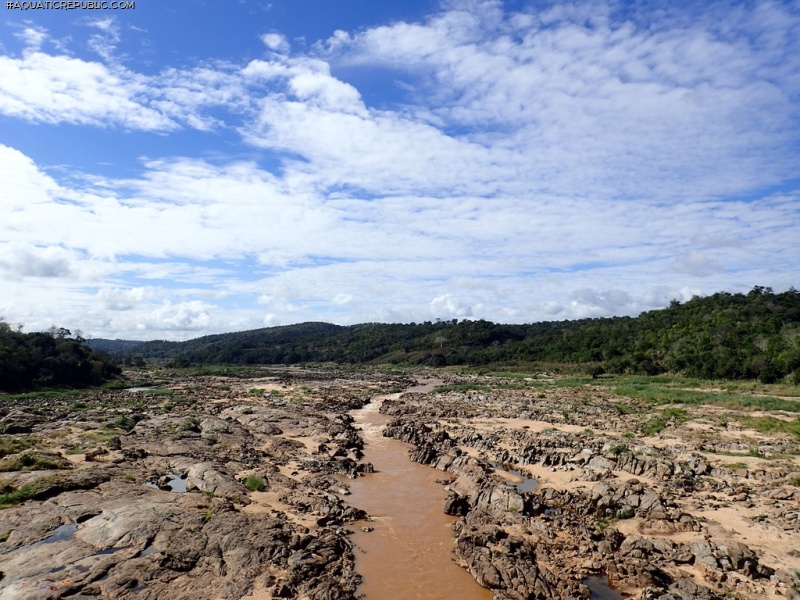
[93,287,800,383]
[0,322,121,392]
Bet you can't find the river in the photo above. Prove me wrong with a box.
[346,381,493,600]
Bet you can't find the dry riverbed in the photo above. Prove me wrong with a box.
[0,367,798,599]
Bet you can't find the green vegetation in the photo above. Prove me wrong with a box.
[0,451,70,472]
[661,407,689,421]
[113,415,136,431]
[181,417,201,432]
[607,377,800,412]
[2,389,87,401]
[0,322,120,392]
[724,462,748,470]
[0,437,33,458]
[736,416,800,438]
[243,475,265,492]
[87,287,800,383]
[609,444,629,455]
[432,384,491,393]
[0,485,35,508]
[642,418,667,436]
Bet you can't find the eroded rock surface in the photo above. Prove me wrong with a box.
[0,367,406,599]
[2,368,799,600]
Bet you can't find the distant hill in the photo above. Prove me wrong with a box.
[88,287,800,383]
[84,338,145,354]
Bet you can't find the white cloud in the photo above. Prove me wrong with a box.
[87,17,120,61]
[96,287,148,311]
[332,293,353,306]
[261,32,289,53]
[14,26,48,50]
[0,243,75,279]
[142,301,213,331]
[0,52,176,130]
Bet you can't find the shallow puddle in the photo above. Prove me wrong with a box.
[165,474,186,492]
[347,391,492,600]
[40,523,78,544]
[144,474,186,492]
[490,462,538,492]
[585,575,625,600]
[138,544,158,558]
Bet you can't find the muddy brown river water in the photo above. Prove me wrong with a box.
[347,382,493,600]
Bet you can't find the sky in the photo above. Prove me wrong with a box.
[0,0,799,341]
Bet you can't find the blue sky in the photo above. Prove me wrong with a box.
[0,0,799,340]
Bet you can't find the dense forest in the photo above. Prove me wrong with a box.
[92,287,800,383]
[0,322,121,392]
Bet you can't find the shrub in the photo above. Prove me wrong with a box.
[243,475,266,492]
[642,418,667,436]
[114,415,135,431]
[0,485,35,507]
[181,417,201,432]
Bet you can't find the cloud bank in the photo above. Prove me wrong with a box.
[0,1,798,339]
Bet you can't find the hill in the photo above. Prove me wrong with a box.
[89,287,800,383]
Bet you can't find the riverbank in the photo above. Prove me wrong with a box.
[1,367,798,599]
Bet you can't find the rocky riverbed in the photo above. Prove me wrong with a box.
[1,367,799,599]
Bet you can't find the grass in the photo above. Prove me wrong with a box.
[736,416,800,438]
[243,475,266,492]
[0,437,33,458]
[0,451,70,472]
[612,403,639,415]
[610,380,800,412]
[724,462,748,470]
[432,384,491,393]
[141,389,174,397]
[113,415,136,431]
[0,485,35,508]
[181,417,201,432]
[1,389,86,401]
[642,418,667,436]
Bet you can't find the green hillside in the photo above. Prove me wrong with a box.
[93,287,800,383]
